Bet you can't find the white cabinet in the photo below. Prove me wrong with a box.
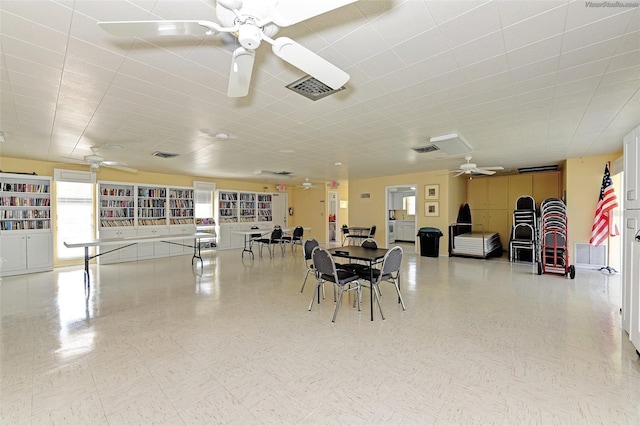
[396,221,415,242]
[0,232,53,276]
[217,224,246,250]
[169,225,196,255]
[137,227,171,259]
[624,127,640,210]
[98,228,138,264]
[0,173,53,276]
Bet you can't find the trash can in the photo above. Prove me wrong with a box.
[417,227,443,257]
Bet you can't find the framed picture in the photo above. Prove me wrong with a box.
[425,184,439,200]
[425,201,439,217]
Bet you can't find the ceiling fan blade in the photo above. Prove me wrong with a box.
[97,20,219,37]
[453,171,465,177]
[271,37,349,89]
[268,0,358,27]
[227,47,255,98]
[474,169,496,175]
[480,166,504,170]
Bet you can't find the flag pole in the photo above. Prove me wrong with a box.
[600,161,617,274]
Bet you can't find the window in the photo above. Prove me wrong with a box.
[403,195,416,215]
[56,182,94,260]
[195,189,213,218]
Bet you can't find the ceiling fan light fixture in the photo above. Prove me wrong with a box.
[215,132,230,141]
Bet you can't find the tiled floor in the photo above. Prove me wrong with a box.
[1,243,639,425]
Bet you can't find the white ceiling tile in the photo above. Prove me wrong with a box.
[502,5,569,51]
[565,0,635,30]
[506,35,563,68]
[555,58,610,84]
[451,30,506,68]
[425,1,488,25]
[406,51,460,82]
[562,10,636,52]
[369,1,436,48]
[509,56,560,82]
[437,2,502,48]
[497,0,568,27]
[460,55,510,82]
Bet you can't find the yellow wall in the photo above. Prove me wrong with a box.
[347,170,460,253]
[565,153,621,262]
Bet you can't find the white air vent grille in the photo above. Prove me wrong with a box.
[574,242,607,268]
[286,76,345,101]
[152,151,179,159]
[412,144,440,154]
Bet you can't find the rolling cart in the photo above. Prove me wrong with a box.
[537,198,575,279]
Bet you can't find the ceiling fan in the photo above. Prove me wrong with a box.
[81,147,138,173]
[452,156,504,176]
[297,178,323,190]
[97,0,356,97]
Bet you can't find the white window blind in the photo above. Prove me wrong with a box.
[56,181,94,260]
[195,189,213,218]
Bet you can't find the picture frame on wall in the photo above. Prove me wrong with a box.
[425,184,439,200]
[425,201,439,217]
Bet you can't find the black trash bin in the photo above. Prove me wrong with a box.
[417,227,443,257]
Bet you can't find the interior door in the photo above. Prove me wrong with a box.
[272,193,287,228]
[328,191,338,242]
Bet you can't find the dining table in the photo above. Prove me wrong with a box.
[329,245,388,321]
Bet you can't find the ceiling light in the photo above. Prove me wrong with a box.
[429,133,472,155]
[215,132,229,141]
[334,162,342,166]
[106,143,122,149]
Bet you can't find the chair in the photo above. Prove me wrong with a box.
[300,239,319,293]
[356,246,406,320]
[282,226,304,253]
[368,225,377,239]
[509,223,536,262]
[248,225,262,252]
[341,225,350,245]
[256,226,284,258]
[347,238,380,279]
[309,247,361,322]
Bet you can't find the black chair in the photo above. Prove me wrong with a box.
[357,246,406,320]
[282,226,304,253]
[256,226,284,258]
[341,225,349,245]
[300,238,319,293]
[248,225,262,252]
[309,247,361,322]
[368,225,377,239]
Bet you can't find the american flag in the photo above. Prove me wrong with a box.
[590,163,619,247]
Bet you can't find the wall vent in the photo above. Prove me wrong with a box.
[574,242,607,268]
[286,75,345,101]
[152,151,179,159]
[412,144,440,154]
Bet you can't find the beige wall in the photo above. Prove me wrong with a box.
[565,153,621,262]
[347,170,461,253]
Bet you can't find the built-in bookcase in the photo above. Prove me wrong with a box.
[98,183,135,227]
[0,173,53,276]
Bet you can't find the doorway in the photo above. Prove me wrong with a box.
[272,193,288,229]
[328,191,338,243]
[386,185,416,248]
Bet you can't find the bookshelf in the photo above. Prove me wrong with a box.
[0,173,53,276]
[98,182,135,227]
[218,191,238,224]
[257,194,273,222]
[137,185,167,226]
[239,192,256,223]
[169,187,194,225]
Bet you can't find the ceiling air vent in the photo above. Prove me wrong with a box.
[285,75,345,101]
[517,165,558,173]
[412,144,440,154]
[152,151,179,159]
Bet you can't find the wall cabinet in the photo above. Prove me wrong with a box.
[466,172,561,250]
[216,190,275,249]
[395,221,416,242]
[0,173,53,276]
[97,181,195,264]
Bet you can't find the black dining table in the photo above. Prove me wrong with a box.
[329,246,388,321]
